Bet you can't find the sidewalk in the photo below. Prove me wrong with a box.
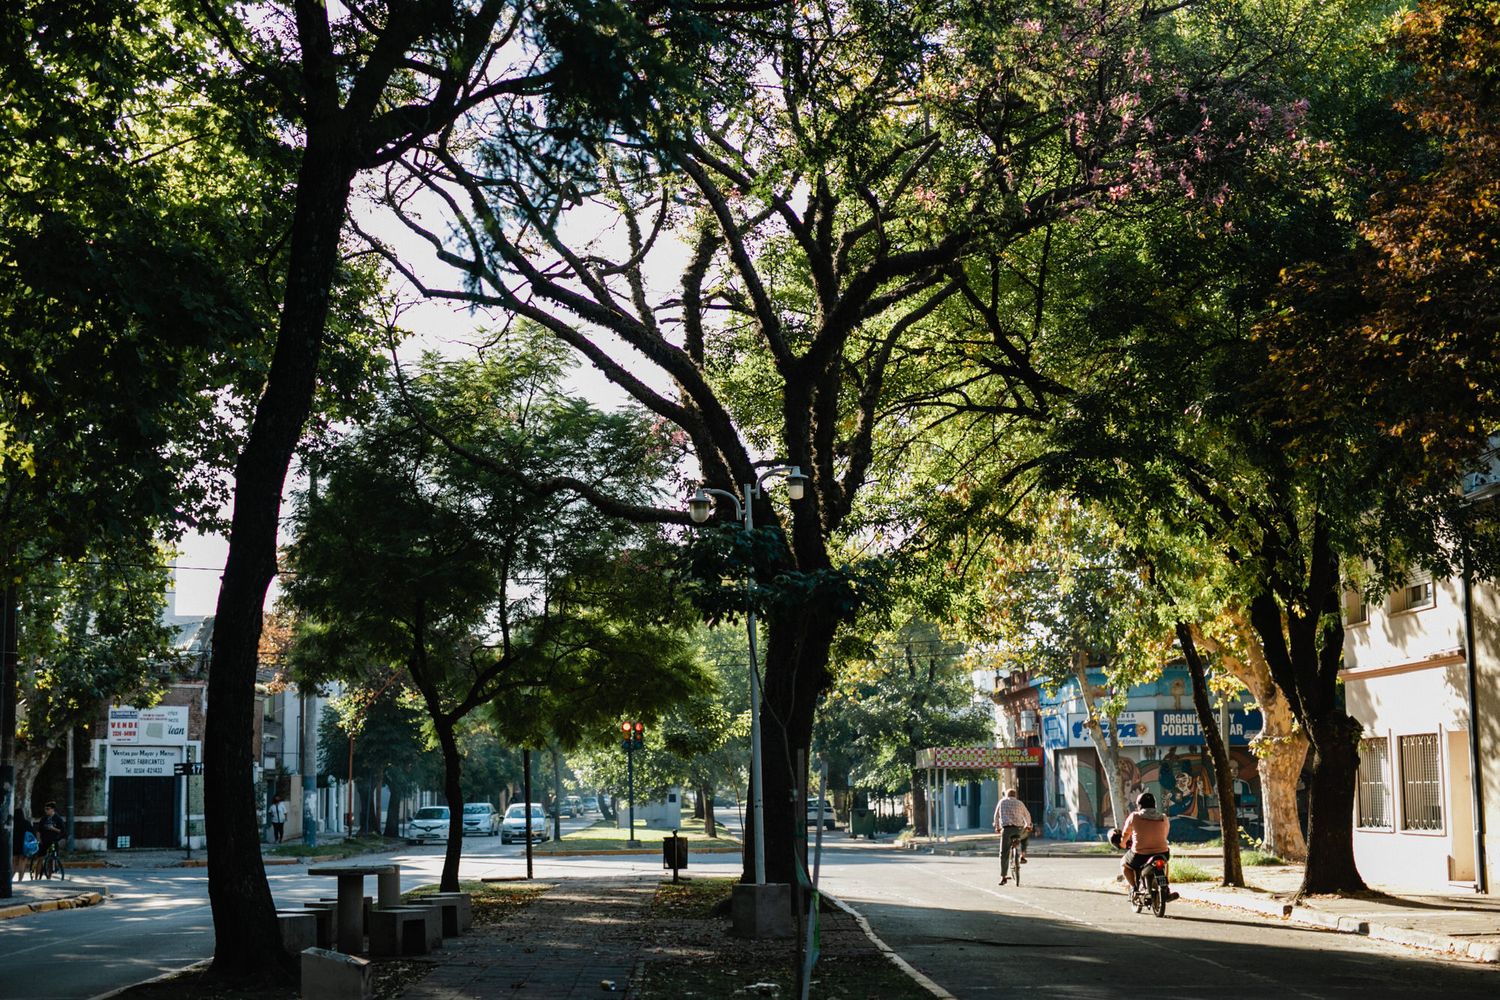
[0,876,109,920]
[910,832,1500,963]
[399,877,655,999]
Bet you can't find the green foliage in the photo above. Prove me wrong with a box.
[816,619,992,796]
[19,541,179,749]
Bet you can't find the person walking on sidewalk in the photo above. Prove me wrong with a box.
[993,788,1032,884]
[12,806,33,881]
[268,795,288,844]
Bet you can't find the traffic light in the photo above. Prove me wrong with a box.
[620,720,645,751]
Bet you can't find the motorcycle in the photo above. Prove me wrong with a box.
[1108,827,1173,918]
[1129,853,1172,917]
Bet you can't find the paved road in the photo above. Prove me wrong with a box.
[819,847,1500,1000]
[0,815,703,1000]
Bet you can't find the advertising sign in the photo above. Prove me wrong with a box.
[108,746,181,777]
[1042,714,1068,750]
[109,705,189,745]
[1066,711,1154,748]
[1154,709,1264,747]
[914,746,1043,769]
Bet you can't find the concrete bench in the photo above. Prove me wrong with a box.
[301,946,371,1000]
[277,911,318,955]
[376,866,402,909]
[295,904,336,948]
[367,905,439,957]
[423,892,473,935]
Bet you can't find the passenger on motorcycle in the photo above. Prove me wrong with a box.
[1115,791,1175,899]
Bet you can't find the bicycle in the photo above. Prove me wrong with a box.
[29,843,65,881]
[1008,837,1024,886]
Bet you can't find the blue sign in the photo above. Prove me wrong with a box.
[1042,714,1067,750]
[1154,709,1263,746]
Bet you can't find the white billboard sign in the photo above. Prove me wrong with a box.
[109,705,189,745]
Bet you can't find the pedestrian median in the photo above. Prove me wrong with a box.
[0,879,109,921]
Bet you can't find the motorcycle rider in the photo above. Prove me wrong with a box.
[1117,791,1178,900]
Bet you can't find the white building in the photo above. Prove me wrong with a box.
[1342,570,1496,892]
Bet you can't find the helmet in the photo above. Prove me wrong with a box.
[1107,827,1123,850]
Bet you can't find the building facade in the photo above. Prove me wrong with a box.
[1342,570,1497,892]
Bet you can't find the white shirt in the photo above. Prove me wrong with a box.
[270,801,287,823]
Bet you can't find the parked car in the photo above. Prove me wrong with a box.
[463,802,501,837]
[407,805,451,843]
[500,802,551,844]
[805,799,836,830]
[564,795,583,817]
[580,796,599,814]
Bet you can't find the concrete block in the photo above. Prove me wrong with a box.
[297,904,336,948]
[376,866,402,909]
[424,892,473,935]
[730,883,794,939]
[277,911,318,955]
[368,907,438,957]
[300,946,372,1000]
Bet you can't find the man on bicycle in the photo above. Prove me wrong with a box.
[993,787,1032,884]
[36,802,64,858]
[1119,791,1175,899]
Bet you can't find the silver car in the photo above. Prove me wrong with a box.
[499,802,550,844]
[463,802,501,837]
[407,805,450,843]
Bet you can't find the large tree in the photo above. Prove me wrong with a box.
[377,0,1288,887]
[284,349,708,890]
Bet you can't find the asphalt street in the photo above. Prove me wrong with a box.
[818,848,1500,1000]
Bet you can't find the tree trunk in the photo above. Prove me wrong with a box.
[756,600,838,890]
[1302,712,1366,894]
[600,793,616,822]
[908,783,929,837]
[205,124,356,980]
[432,719,465,892]
[2,575,19,897]
[1192,618,1309,861]
[551,749,563,843]
[693,786,706,820]
[1074,655,1128,829]
[1245,528,1365,895]
[1177,623,1244,887]
[383,781,401,839]
[700,783,717,838]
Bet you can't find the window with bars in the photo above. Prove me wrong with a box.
[1399,734,1443,831]
[1356,738,1392,829]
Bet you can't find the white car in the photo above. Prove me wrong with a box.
[499,802,551,844]
[806,799,836,830]
[463,802,501,837]
[407,805,450,843]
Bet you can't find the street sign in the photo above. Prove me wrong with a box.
[173,761,203,776]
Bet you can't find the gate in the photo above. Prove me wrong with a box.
[109,776,179,849]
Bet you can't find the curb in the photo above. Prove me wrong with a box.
[88,959,211,1000]
[826,893,955,999]
[1175,886,1499,964]
[0,890,106,921]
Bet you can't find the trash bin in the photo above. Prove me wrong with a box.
[663,831,688,881]
[851,808,876,839]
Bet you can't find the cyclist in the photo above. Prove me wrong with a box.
[993,787,1032,885]
[1118,791,1176,901]
[35,802,64,876]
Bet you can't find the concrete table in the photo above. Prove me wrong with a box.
[307,864,399,954]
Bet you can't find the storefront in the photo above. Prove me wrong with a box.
[1039,668,1265,843]
[104,705,201,850]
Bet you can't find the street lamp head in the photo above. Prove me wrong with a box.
[784,468,808,501]
[687,488,714,524]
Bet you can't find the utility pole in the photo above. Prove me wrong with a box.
[621,721,644,847]
[302,685,318,847]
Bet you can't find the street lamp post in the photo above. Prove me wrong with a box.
[621,721,645,847]
[687,466,808,887]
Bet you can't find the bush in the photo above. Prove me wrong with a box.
[874,814,908,834]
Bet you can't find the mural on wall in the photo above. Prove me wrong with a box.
[1042,747,1263,842]
[1134,749,1262,843]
